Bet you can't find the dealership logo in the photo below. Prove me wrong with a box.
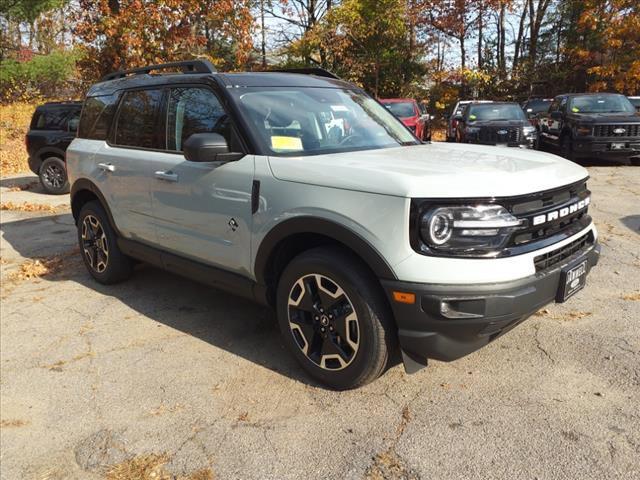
[532,197,590,226]
[497,129,508,134]
[613,128,626,134]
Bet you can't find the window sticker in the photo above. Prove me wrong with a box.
[330,105,349,112]
[469,114,477,120]
[271,136,303,151]
[572,107,580,112]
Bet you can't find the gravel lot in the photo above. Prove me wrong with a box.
[1,166,639,479]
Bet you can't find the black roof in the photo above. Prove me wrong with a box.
[556,92,625,97]
[87,71,356,97]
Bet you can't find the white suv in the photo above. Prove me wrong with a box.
[67,61,600,389]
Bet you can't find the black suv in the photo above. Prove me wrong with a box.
[453,102,537,148]
[26,101,82,194]
[537,93,640,164]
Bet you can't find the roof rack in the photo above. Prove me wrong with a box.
[268,67,340,80]
[101,60,216,82]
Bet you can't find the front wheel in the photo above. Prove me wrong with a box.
[39,157,69,194]
[276,247,395,390]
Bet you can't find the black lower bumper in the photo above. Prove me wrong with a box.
[573,139,640,160]
[382,242,600,366]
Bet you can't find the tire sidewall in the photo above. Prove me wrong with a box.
[39,157,69,195]
[276,251,388,389]
[77,201,122,283]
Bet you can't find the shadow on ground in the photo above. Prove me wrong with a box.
[620,215,640,234]
[0,213,336,387]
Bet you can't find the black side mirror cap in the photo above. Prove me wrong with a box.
[183,133,244,162]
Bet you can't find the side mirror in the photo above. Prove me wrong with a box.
[68,117,79,133]
[454,114,464,121]
[183,133,243,162]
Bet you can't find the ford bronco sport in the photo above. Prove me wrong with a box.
[67,61,600,390]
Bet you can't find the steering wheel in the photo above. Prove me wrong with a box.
[339,134,365,147]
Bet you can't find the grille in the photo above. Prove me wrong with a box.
[593,124,640,137]
[478,127,521,144]
[534,231,594,271]
[507,181,591,247]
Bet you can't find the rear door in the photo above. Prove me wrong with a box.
[146,86,254,276]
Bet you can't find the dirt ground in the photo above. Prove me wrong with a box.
[1,166,639,479]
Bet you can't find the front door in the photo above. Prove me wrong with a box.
[148,86,254,276]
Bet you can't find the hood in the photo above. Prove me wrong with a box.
[568,112,640,123]
[267,143,588,198]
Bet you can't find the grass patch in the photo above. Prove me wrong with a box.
[0,102,35,176]
[0,201,68,214]
[106,454,214,480]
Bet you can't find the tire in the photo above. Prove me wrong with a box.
[276,246,395,390]
[560,135,575,161]
[77,201,133,284]
[39,157,70,194]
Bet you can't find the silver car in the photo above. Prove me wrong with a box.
[67,61,600,389]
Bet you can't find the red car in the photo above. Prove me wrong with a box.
[380,98,431,141]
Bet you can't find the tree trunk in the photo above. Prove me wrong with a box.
[260,0,266,68]
[499,2,506,75]
[513,1,527,70]
[477,4,483,69]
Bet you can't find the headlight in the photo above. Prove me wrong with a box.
[419,205,523,254]
[576,126,592,136]
[523,126,536,137]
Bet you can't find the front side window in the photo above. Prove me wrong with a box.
[166,87,234,152]
[466,104,527,122]
[569,94,636,114]
[232,87,418,156]
[114,89,163,148]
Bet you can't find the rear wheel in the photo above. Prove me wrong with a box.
[77,201,133,284]
[39,157,69,194]
[276,247,395,390]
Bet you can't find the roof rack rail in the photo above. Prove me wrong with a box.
[268,67,340,80]
[101,59,216,82]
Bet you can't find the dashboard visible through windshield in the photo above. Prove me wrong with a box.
[232,87,419,156]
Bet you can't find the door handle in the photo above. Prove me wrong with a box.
[154,170,179,182]
[98,162,115,172]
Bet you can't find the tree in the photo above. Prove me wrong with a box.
[302,0,422,97]
[73,0,254,80]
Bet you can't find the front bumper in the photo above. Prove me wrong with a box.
[382,241,600,366]
[573,138,640,160]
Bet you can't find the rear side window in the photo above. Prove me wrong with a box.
[31,108,72,130]
[114,89,163,149]
[166,87,234,152]
[78,94,119,140]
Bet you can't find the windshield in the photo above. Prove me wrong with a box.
[466,104,527,122]
[524,100,552,114]
[233,88,418,156]
[382,101,416,118]
[569,94,635,114]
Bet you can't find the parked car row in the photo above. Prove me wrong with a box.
[443,93,640,165]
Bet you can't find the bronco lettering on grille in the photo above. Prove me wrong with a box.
[532,197,590,226]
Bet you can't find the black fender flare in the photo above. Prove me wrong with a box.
[35,146,67,162]
[253,216,398,285]
[70,178,119,231]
